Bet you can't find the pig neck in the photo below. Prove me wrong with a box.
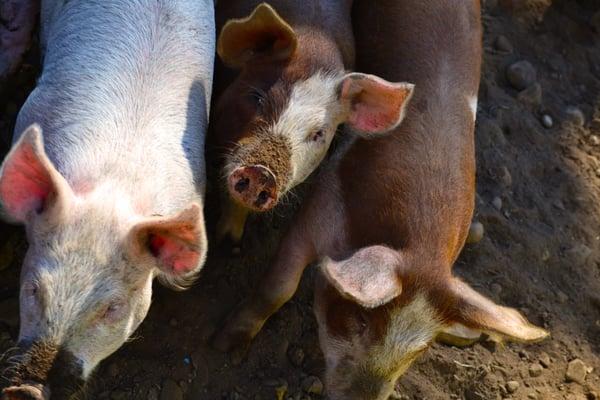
[16,0,212,216]
[334,1,482,272]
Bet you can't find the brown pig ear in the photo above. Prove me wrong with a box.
[447,278,549,343]
[217,3,298,68]
[129,203,207,285]
[321,245,402,309]
[339,73,414,136]
[0,124,73,223]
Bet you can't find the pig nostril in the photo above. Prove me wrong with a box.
[234,177,250,193]
[255,190,271,207]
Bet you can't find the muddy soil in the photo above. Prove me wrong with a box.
[1,1,600,399]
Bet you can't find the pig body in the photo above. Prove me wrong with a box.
[214,1,548,398]
[0,0,214,398]
[210,1,414,244]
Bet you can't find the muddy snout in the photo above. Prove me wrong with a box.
[2,384,47,400]
[228,165,278,211]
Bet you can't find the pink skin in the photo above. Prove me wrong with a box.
[227,165,278,212]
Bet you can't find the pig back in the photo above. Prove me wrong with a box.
[15,0,215,213]
[339,0,482,267]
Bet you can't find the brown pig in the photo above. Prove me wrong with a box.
[210,1,414,244]
[213,0,549,398]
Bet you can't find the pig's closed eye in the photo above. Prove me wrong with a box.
[101,300,127,323]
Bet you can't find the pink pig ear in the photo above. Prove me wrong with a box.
[0,124,72,223]
[339,73,414,136]
[129,203,207,286]
[322,245,403,308]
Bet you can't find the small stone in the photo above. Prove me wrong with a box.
[160,379,183,400]
[477,118,507,147]
[287,346,305,367]
[492,196,503,210]
[302,376,324,395]
[566,359,588,384]
[491,283,503,295]
[500,166,512,187]
[541,115,553,128]
[529,363,543,377]
[517,83,542,107]
[506,61,537,90]
[558,291,569,304]
[466,221,485,244]
[590,135,600,146]
[494,35,513,52]
[565,106,585,126]
[539,352,551,368]
[506,381,520,393]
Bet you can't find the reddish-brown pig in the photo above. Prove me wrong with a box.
[213,1,548,398]
[210,1,414,244]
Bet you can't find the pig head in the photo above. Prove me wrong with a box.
[212,3,414,212]
[0,126,206,399]
[314,246,549,400]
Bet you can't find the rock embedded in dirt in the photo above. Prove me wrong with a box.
[565,106,585,127]
[506,380,520,393]
[498,166,512,188]
[495,35,513,52]
[541,115,553,128]
[160,379,183,400]
[589,135,600,146]
[517,83,542,107]
[566,359,587,384]
[492,196,503,210]
[467,221,485,244]
[478,118,507,148]
[539,353,552,368]
[506,60,537,90]
[301,376,324,395]
[529,363,543,377]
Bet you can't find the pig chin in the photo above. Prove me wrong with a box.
[2,341,85,400]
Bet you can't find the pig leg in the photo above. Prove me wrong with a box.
[212,223,317,361]
[216,198,250,245]
[0,0,39,81]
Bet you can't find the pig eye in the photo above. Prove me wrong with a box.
[308,130,324,143]
[101,300,127,322]
[248,88,265,108]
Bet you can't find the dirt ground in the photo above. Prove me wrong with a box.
[1,0,600,399]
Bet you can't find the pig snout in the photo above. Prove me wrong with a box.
[228,165,278,211]
[2,384,47,400]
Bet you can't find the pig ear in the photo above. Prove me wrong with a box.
[445,278,549,343]
[321,245,402,308]
[218,3,297,68]
[339,73,414,136]
[129,203,207,281]
[0,124,72,223]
